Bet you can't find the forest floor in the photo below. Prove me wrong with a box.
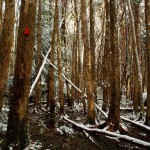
[0,99,150,150]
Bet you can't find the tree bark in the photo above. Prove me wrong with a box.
[81,0,95,124]
[35,0,42,107]
[47,0,56,112]
[5,0,36,149]
[55,0,64,115]
[145,0,150,125]
[107,0,121,131]
[128,0,144,113]
[102,0,110,111]
[0,0,15,111]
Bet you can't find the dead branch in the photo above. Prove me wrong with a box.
[63,116,150,149]
[95,104,150,131]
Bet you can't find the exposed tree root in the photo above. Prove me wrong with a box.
[63,116,150,149]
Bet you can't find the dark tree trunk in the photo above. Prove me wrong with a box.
[81,0,95,124]
[107,0,121,131]
[35,0,42,107]
[47,0,56,112]
[4,0,36,149]
[102,0,110,111]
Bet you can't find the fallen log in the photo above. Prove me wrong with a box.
[95,104,150,132]
[63,116,150,149]
[120,107,147,111]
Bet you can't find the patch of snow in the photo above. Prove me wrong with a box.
[24,141,42,150]
[0,107,8,133]
[74,102,83,111]
[0,122,7,132]
[143,92,147,103]
[56,125,74,135]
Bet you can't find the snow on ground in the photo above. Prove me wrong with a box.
[0,107,9,133]
[24,141,43,150]
[56,125,74,135]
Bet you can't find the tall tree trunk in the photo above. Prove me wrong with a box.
[5,0,36,149]
[102,0,110,111]
[81,0,95,124]
[128,0,144,113]
[133,1,142,113]
[35,0,42,107]
[74,0,83,111]
[107,0,121,131]
[0,0,15,111]
[55,0,64,115]
[47,0,56,112]
[145,0,150,125]
[71,35,76,107]
[90,0,97,103]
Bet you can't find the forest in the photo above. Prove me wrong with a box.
[0,0,150,149]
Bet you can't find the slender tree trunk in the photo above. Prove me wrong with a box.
[47,0,56,112]
[107,0,121,131]
[145,0,150,125]
[102,0,110,111]
[5,0,36,149]
[133,61,139,112]
[90,0,97,104]
[55,0,64,115]
[133,1,142,112]
[0,0,15,111]
[71,34,76,107]
[81,0,95,124]
[35,0,42,107]
[128,0,144,113]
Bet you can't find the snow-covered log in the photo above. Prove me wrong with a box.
[121,116,150,131]
[63,116,150,149]
[120,107,147,111]
[95,104,150,131]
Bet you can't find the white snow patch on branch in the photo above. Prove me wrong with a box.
[63,116,150,148]
[95,104,150,131]
[29,49,51,96]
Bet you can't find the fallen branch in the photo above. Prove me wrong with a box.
[95,104,107,118]
[41,54,82,93]
[95,104,150,132]
[121,116,150,131]
[63,116,150,149]
[29,49,51,96]
[120,107,147,111]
